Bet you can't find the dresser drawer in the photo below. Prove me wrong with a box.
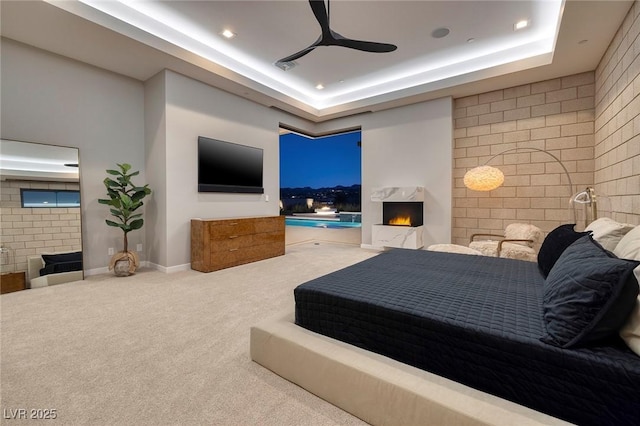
[210,234,253,252]
[209,220,256,239]
[211,231,284,252]
[211,242,284,270]
[253,217,285,233]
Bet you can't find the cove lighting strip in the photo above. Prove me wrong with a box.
[73,0,564,111]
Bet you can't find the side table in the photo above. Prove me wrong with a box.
[1,271,26,294]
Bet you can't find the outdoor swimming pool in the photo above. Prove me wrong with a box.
[285,218,362,229]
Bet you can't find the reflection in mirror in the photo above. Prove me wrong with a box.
[0,139,82,293]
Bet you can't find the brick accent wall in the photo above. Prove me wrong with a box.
[452,72,596,246]
[0,180,82,274]
[595,0,640,226]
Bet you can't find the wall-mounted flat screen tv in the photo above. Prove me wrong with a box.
[198,136,264,194]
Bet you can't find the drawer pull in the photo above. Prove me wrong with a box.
[229,235,239,239]
[229,222,238,225]
[229,248,239,252]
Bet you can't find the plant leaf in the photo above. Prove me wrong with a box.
[109,208,124,219]
[104,178,119,187]
[130,219,144,230]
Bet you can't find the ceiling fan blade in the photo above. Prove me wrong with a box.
[309,0,331,36]
[335,36,397,53]
[276,44,317,64]
[276,0,397,65]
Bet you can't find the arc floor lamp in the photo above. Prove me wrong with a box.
[463,147,577,223]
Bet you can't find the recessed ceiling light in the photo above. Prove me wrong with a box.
[431,27,450,39]
[315,84,325,90]
[514,20,529,30]
[221,29,235,39]
[467,38,475,43]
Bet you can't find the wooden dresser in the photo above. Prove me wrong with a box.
[191,216,285,272]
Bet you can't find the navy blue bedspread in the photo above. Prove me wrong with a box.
[294,248,640,425]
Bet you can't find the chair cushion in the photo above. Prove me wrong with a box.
[504,223,542,247]
[498,243,536,262]
[468,240,499,257]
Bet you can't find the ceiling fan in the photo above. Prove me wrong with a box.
[276,0,397,66]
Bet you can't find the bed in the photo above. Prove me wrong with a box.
[292,244,640,425]
[251,222,640,425]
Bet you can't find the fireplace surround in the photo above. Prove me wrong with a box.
[371,186,424,249]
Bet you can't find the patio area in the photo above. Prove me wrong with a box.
[285,224,362,246]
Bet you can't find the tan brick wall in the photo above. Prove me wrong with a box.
[595,0,640,226]
[0,180,82,274]
[452,72,596,246]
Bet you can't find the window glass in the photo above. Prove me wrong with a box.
[21,189,80,208]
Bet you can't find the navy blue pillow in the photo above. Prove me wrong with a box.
[537,224,590,278]
[41,251,82,266]
[39,261,83,277]
[542,235,639,348]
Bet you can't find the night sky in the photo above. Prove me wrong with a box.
[279,131,362,188]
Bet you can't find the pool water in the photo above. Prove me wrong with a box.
[285,218,362,229]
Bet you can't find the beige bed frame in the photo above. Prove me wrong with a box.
[250,312,571,426]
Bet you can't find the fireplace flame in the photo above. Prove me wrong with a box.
[388,215,411,226]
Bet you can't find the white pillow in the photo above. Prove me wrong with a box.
[619,267,640,357]
[614,225,640,260]
[585,217,635,252]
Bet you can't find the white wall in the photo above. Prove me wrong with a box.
[0,39,146,273]
[2,39,454,273]
[161,70,281,269]
[312,98,454,247]
[144,71,168,268]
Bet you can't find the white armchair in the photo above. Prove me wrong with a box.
[469,223,543,262]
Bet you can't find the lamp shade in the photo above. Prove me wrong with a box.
[463,165,505,191]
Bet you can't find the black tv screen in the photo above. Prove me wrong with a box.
[198,136,264,193]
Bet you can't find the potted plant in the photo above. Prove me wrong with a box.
[98,163,151,276]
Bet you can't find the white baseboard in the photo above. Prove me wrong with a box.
[85,266,109,277]
[84,261,190,276]
[146,262,191,273]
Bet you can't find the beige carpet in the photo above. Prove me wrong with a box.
[1,242,377,425]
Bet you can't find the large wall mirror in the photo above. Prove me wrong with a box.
[0,139,83,290]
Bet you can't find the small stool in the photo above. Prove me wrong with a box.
[427,244,483,256]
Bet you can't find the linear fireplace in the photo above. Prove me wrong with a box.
[371,186,424,249]
[382,202,423,227]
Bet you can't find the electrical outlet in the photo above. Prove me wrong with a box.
[136,244,143,252]
[108,247,114,255]
[265,194,269,202]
